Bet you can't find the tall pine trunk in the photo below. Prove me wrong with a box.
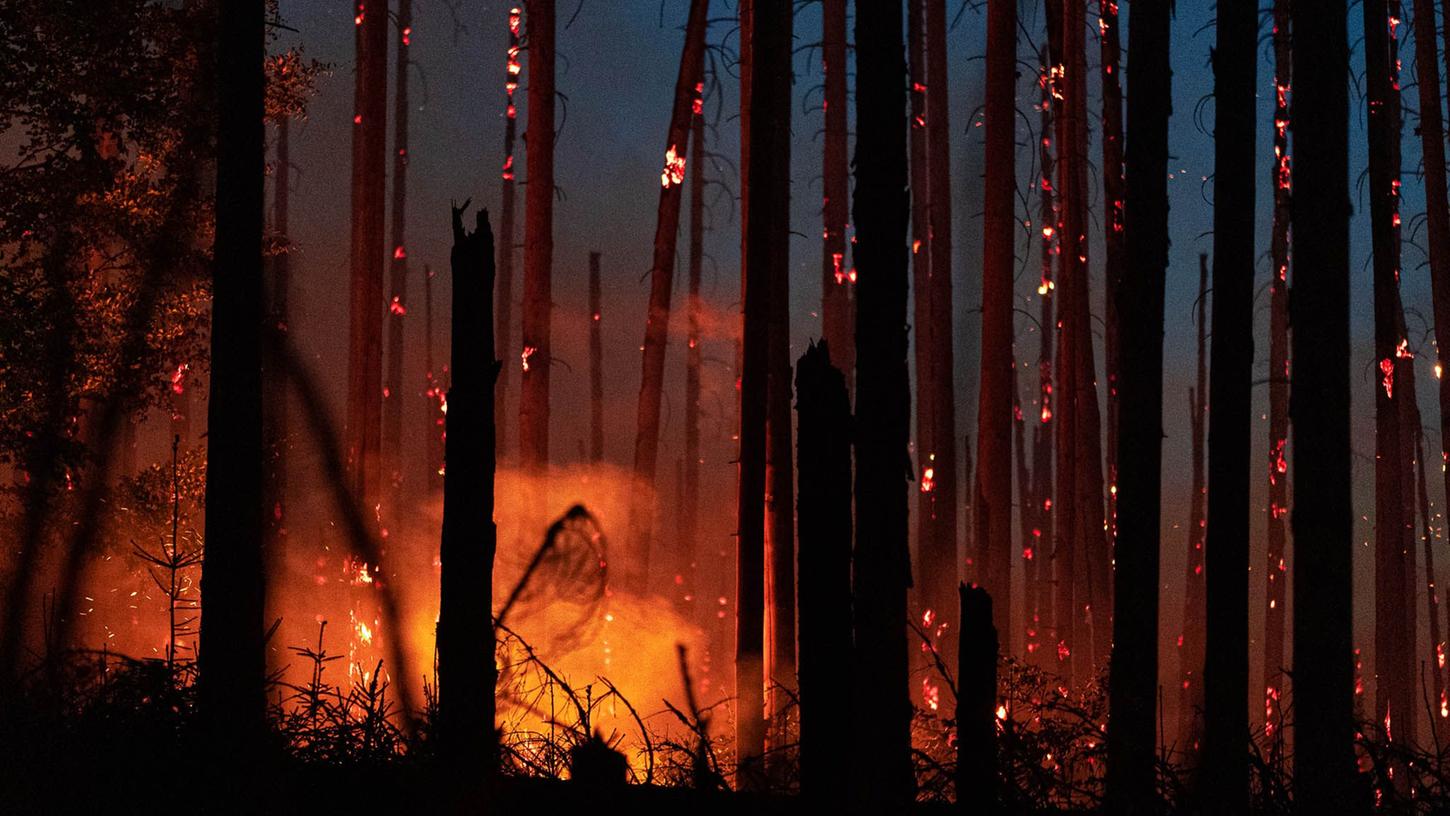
[1201,1,1256,808]
[347,0,388,516]
[820,0,853,389]
[1178,254,1209,758]
[437,205,499,767]
[1290,2,1359,808]
[735,0,769,785]
[1099,0,1124,546]
[519,0,555,475]
[424,264,443,491]
[908,0,936,603]
[1105,0,1170,808]
[794,341,852,809]
[852,0,915,805]
[975,0,1015,653]
[1030,46,1057,671]
[264,116,291,567]
[383,0,411,504]
[589,252,603,463]
[199,0,266,750]
[1365,0,1415,750]
[1263,0,1292,749]
[625,0,710,594]
[682,91,704,615]
[496,6,521,460]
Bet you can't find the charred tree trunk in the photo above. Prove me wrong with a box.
[1416,4,1450,653]
[589,252,604,463]
[1031,46,1057,671]
[264,116,291,563]
[346,0,388,516]
[625,0,710,595]
[682,92,705,614]
[496,5,521,460]
[820,0,853,389]
[908,0,937,608]
[735,0,768,785]
[851,0,915,806]
[975,0,1014,655]
[957,584,999,810]
[424,264,443,491]
[1105,0,1170,808]
[1099,0,1124,547]
[1014,370,1037,664]
[438,204,499,768]
[1263,0,1292,749]
[794,341,852,809]
[1290,2,1359,809]
[764,0,796,708]
[1414,406,1446,737]
[1201,1,1256,808]
[383,0,411,508]
[1365,0,1415,751]
[198,0,266,749]
[1178,254,1209,758]
[519,0,555,474]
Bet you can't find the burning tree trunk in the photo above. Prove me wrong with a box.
[851,0,915,806]
[1412,3,1450,659]
[346,0,388,516]
[1014,370,1037,661]
[198,0,266,747]
[1364,0,1415,750]
[795,341,852,809]
[264,116,291,561]
[496,5,522,459]
[437,204,499,767]
[1178,254,1208,758]
[383,0,411,503]
[682,84,704,604]
[424,264,443,491]
[589,251,603,463]
[1263,0,1291,749]
[1201,0,1256,807]
[1030,45,1057,671]
[957,584,999,809]
[1290,2,1358,808]
[1099,0,1124,547]
[1104,0,1170,807]
[922,0,959,667]
[519,0,555,474]
[735,0,769,784]
[908,0,936,606]
[820,0,853,389]
[1413,407,1446,735]
[624,0,709,595]
[974,0,1015,657]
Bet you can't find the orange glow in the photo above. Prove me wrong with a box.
[660,144,686,188]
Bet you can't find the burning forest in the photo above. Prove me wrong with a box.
[1,0,1448,813]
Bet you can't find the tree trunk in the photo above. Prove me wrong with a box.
[1263,0,1292,751]
[1099,0,1124,549]
[794,341,852,809]
[1014,370,1038,664]
[1290,3,1359,809]
[1105,0,1170,808]
[908,0,937,642]
[264,115,291,567]
[1201,1,1256,808]
[820,0,853,390]
[589,251,604,463]
[383,0,411,506]
[1364,0,1415,754]
[852,0,915,806]
[1031,45,1057,672]
[1413,406,1446,738]
[424,264,443,491]
[519,0,555,474]
[199,0,266,749]
[1178,254,1209,759]
[682,90,704,616]
[1418,4,1450,674]
[735,0,768,786]
[956,584,999,810]
[437,204,499,768]
[346,0,388,517]
[496,5,521,460]
[624,0,710,595]
[975,0,1014,657]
